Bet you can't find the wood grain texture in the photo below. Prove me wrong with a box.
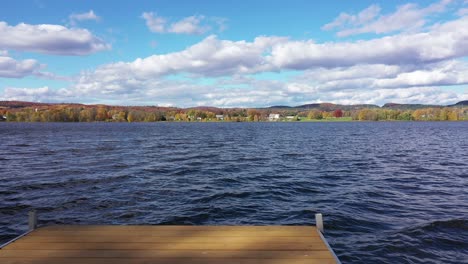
[3,242,329,251]
[0,225,337,264]
[0,258,337,264]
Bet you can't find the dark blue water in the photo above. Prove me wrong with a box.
[0,122,467,263]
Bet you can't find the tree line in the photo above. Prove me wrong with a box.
[0,105,466,122]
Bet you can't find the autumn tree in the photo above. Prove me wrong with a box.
[358,109,377,121]
[247,109,260,121]
[307,110,322,120]
[81,108,98,122]
[322,111,332,119]
[127,110,145,122]
[95,107,108,121]
[448,110,459,121]
[333,109,343,118]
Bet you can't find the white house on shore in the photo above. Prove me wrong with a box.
[215,115,224,120]
[268,113,280,121]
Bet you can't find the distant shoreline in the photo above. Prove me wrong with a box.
[1,119,467,123]
[1,100,467,122]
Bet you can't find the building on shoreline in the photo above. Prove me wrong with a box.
[268,113,280,121]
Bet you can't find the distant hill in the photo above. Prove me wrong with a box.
[186,106,224,114]
[268,105,292,109]
[450,100,468,107]
[0,101,92,109]
[0,101,53,108]
[382,103,442,110]
[1,100,467,110]
[295,103,321,109]
[271,103,380,111]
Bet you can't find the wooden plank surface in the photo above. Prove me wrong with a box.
[0,258,337,264]
[16,235,324,243]
[0,249,334,258]
[0,225,337,264]
[40,225,318,232]
[4,242,329,251]
[31,230,320,237]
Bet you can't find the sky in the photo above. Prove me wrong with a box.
[0,0,468,107]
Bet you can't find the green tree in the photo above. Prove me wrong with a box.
[5,111,16,121]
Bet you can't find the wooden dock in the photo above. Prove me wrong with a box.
[0,213,340,263]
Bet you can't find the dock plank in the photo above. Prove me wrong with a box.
[32,228,319,237]
[0,249,334,259]
[17,235,324,244]
[3,242,329,251]
[0,258,337,264]
[0,225,337,264]
[39,225,317,232]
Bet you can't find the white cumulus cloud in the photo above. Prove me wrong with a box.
[293,61,468,92]
[57,15,468,106]
[323,0,453,37]
[76,35,287,87]
[3,9,467,107]
[141,12,166,33]
[141,13,224,35]
[0,86,74,102]
[270,17,468,69]
[0,21,110,55]
[0,55,43,78]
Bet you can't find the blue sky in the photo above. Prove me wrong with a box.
[1,0,467,107]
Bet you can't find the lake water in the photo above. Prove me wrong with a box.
[0,122,467,263]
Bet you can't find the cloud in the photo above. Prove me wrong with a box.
[141,12,224,35]
[0,54,70,79]
[76,35,287,85]
[457,7,468,15]
[68,59,468,107]
[53,15,468,106]
[323,0,453,37]
[69,10,100,26]
[292,60,468,92]
[0,86,74,103]
[168,15,209,34]
[3,76,466,107]
[322,4,381,31]
[316,87,465,106]
[373,61,468,88]
[0,55,43,78]
[129,15,468,76]
[283,64,468,106]
[270,16,468,69]
[4,65,466,107]
[0,50,7,56]
[4,12,467,107]
[0,21,110,55]
[141,12,166,33]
